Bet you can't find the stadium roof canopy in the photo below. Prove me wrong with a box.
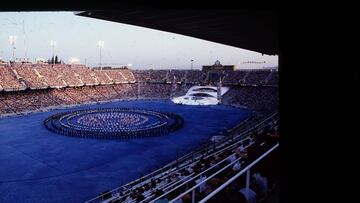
[75,9,278,55]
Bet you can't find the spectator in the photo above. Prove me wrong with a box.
[252,171,269,199]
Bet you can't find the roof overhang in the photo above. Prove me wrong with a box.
[76,9,278,55]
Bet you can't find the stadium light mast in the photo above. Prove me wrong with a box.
[97,40,104,70]
[9,35,16,62]
[22,20,28,61]
[50,40,57,65]
[191,59,194,70]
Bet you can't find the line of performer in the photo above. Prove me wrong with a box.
[44,108,184,139]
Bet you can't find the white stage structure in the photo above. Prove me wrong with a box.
[171,85,229,105]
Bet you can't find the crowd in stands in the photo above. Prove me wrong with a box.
[244,70,271,85]
[168,70,186,83]
[132,70,151,82]
[112,84,137,98]
[222,86,279,118]
[150,70,168,82]
[0,64,278,118]
[13,64,47,89]
[95,85,122,100]
[139,83,172,99]
[0,65,26,90]
[266,70,279,86]
[223,71,247,85]
[50,89,78,105]
[88,114,279,203]
[1,64,137,90]
[0,64,277,91]
[186,70,206,84]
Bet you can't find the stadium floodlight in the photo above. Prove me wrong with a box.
[97,40,104,70]
[191,59,194,70]
[50,40,57,65]
[9,35,17,62]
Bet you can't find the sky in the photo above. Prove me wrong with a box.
[0,12,278,70]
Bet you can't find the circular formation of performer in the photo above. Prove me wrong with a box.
[44,108,184,139]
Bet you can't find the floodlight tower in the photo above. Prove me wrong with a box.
[50,40,57,64]
[191,59,194,70]
[9,35,16,62]
[97,40,104,70]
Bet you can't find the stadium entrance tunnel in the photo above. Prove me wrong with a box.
[44,108,184,139]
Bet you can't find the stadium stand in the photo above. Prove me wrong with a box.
[57,65,84,86]
[94,70,114,84]
[12,64,48,89]
[168,70,186,83]
[133,70,151,82]
[36,65,66,88]
[120,69,136,82]
[0,64,278,117]
[243,70,271,85]
[101,70,127,83]
[50,88,78,105]
[186,70,205,84]
[149,70,168,83]
[139,83,172,99]
[84,112,279,203]
[0,65,26,91]
[222,86,278,118]
[95,85,121,100]
[223,71,247,85]
[265,70,279,86]
[112,84,137,99]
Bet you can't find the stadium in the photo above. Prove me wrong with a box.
[0,9,279,203]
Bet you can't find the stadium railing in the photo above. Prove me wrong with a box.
[84,112,278,203]
[169,143,279,203]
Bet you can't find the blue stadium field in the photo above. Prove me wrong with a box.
[0,100,250,203]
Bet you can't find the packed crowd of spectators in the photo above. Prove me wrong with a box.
[13,64,47,89]
[266,70,279,86]
[1,85,278,117]
[244,70,271,85]
[93,70,113,84]
[0,64,278,117]
[0,65,26,90]
[132,70,151,82]
[138,83,172,99]
[0,64,138,90]
[0,64,277,91]
[50,89,78,105]
[222,86,279,118]
[186,70,206,84]
[150,70,168,82]
[223,71,247,85]
[95,85,122,100]
[0,89,57,113]
[112,84,137,98]
[168,70,186,83]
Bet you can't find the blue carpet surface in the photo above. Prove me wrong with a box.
[0,100,250,203]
